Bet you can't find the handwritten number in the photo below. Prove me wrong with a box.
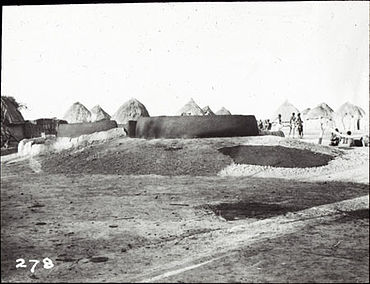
[29,259,40,273]
[16,258,54,272]
[15,258,27,268]
[42,257,54,269]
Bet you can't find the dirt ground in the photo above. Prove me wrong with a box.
[1,136,369,283]
[39,136,341,176]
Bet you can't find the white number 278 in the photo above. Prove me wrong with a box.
[16,258,54,273]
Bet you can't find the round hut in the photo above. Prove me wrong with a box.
[112,98,150,125]
[304,103,335,142]
[335,102,367,132]
[305,103,334,121]
[63,102,91,123]
[272,100,300,123]
[177,98,204,116]
[90,105,111,122]
[215,107,231,115]
[202,106,215,115]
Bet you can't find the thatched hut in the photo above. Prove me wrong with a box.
[335,102,367,132]
[178,98,204,116]
[301,108,311,119]
[63,102,91,123]
[90,105,111,122]
[112,98,150,125]
[215,107,231,115]
[304,103,335,143]
[272,100,300,122]
[202,106,215,115]
[1,96,26,145]
[305,103,334,120]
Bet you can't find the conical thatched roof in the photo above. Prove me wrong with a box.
[301,108,311,116]
[1,96,25,124]
[202,105,215,115]
[273,100,300,122]
[63,102,91,123]
[90,105,111,122]
[177,98,204,116]
[336,102,366,119]
[215,107,231,115]
[112,98,150,124]
[305,103,334,120]
[321,102,334,113]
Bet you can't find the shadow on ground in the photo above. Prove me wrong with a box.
[218,145,333,168]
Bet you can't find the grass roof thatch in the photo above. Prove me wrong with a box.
[90,105,111,122]
[215,107,231,115]
[63,102,91,123]
[202,105,215,115]
[1,96,25,125]
[301,108,311,116]
[112,98,150,125]
[336,102,366,119]
[273,100,300,122]
[177,98,204,116]
[305,103,334,120]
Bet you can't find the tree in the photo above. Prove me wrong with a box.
[1,96,27,148]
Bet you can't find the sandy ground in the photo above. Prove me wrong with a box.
[220,147,369,184]
[1,135,369,283]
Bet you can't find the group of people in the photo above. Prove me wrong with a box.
[258,119,272,131]
[258,113,303,138]
[288,112,304,138]
[330,128,369,147]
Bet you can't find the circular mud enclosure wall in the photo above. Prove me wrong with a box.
[57,120,118,138]
[218,145,334,168]
[135,115,259,139]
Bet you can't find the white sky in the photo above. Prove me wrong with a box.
[2,2,369,120]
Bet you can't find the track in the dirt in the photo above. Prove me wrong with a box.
[205,201,296,221]
[131,196,369,283]
[336,208,369,222]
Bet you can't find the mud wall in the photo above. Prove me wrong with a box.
[259,130,285,137]
[57,120,118,138]
[135,115,259,139]
[24,119,68,138]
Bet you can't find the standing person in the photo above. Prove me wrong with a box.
[296,113,303,138]
[289,113,296,137]
[277,114,283,131]
[263,120,268,130]
[272,114,282,131]
[258,119,263,130]
[267,119,272,130]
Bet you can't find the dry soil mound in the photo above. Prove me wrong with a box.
[40,137,339,176]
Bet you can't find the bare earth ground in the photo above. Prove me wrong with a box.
[1,135,369,283]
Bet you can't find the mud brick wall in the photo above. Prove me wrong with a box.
[57,120,118,138]
[24,119,68,138]
[259,130,285,137]
[135,115,259,139]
